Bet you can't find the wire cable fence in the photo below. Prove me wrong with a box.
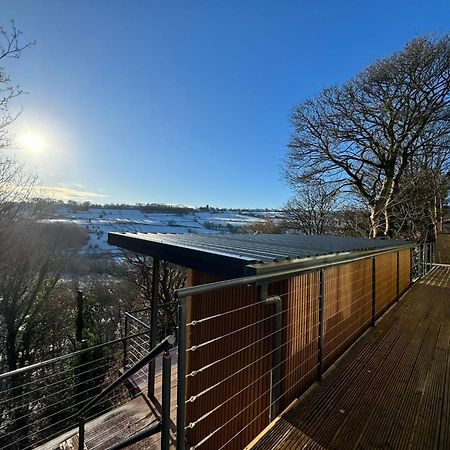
[0,330,150,450]
[175,245,433,450]
[0,245,434,450]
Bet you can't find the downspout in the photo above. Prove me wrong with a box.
[257,286,282,421]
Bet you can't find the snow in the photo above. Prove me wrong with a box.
[46,208,282,253]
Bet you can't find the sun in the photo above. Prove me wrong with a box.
[18,132,46,153]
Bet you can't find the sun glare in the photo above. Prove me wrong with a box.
[18,132,46,153]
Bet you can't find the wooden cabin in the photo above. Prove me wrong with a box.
[108,232,413,450]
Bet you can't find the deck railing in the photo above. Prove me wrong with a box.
[173,243,434,450]
[0,327,162,449]
[77,334,175,450]
[0,243,435,450]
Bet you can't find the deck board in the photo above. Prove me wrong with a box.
[249,265,450,450]
[38,354,178,450]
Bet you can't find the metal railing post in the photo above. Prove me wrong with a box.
[422,244,426,277]
[161,350,172,450]
[78,417,85,450]
[410,248,413,284]
[371,256,376,326]
[176,298,187,450]
[263,294,282,421]
[396,251,400,300]
[123,314,129,369]
[428,243,433,270]
[149,258,160,398]
[318,269,324,380]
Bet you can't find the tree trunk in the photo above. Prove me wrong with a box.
[383,207,393,238]
[369,206,379,238]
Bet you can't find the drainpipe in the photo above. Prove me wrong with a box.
[258,286,282,421]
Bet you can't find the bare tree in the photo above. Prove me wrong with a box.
[286,34,450,238]
[117,252,186,339]
[391,153,450,242]
[0,22,35,251]
[283,182,339,235]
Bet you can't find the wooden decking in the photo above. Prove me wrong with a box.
[38,353,178,450]
[249,265,450,450]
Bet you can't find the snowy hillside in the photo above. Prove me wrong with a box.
[46,208,281,253]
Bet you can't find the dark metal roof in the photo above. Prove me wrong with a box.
[108,232,412,278]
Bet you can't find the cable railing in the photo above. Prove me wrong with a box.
[77,334,175,450]
[0,327,161,450]
[0,242,436,450]
[173,243,434,450]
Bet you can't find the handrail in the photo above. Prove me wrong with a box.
[125,311,151,330]
[77,334,175,418]
[175,244,415,299]
[0,330,152,380]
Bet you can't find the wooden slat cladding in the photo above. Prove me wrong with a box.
[184,249,412,449]
[323,259,372,370]
[376,252,398,316]
[399,249,411,295]
[281,272,320,409]
[185,270,277,450]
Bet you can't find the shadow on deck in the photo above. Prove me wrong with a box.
[249,265,450,450]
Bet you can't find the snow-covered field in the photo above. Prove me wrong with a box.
[46,208,281,253]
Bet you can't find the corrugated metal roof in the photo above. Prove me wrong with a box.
[108,232,412,278]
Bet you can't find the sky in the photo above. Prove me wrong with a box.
[1,0,450,208]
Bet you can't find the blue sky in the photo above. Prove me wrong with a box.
[2,1,450,208]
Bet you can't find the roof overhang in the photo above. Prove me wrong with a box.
[108,232,414,279]
[108,232,257,278]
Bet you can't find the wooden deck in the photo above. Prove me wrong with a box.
[38,353,178,450]
[248,265,450,450]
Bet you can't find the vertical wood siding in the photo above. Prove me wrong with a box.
[376,252,399,316]
[280,271,320,409]
[323,259,373,370]
[399,249,411,295]
[183,249,411,449]
[185,270,274,450]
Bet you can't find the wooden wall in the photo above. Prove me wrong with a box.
[436,234,450,264]
[281,271,320,409]
[399,249,411,295]
[375,252,397,316]
[323,258,373,370]
[185,271,276,450]
[183,248,411,449]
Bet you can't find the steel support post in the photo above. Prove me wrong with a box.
[318,269,324,380]
[148,258,160,398]
[161,350,172,450]
[265,295,282,421]
[422,245,426,277]
[123,314,129,369]
[176,299,187,450]
[396,251,400,300]
[371,256,376,326]
[78,417,85,450]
